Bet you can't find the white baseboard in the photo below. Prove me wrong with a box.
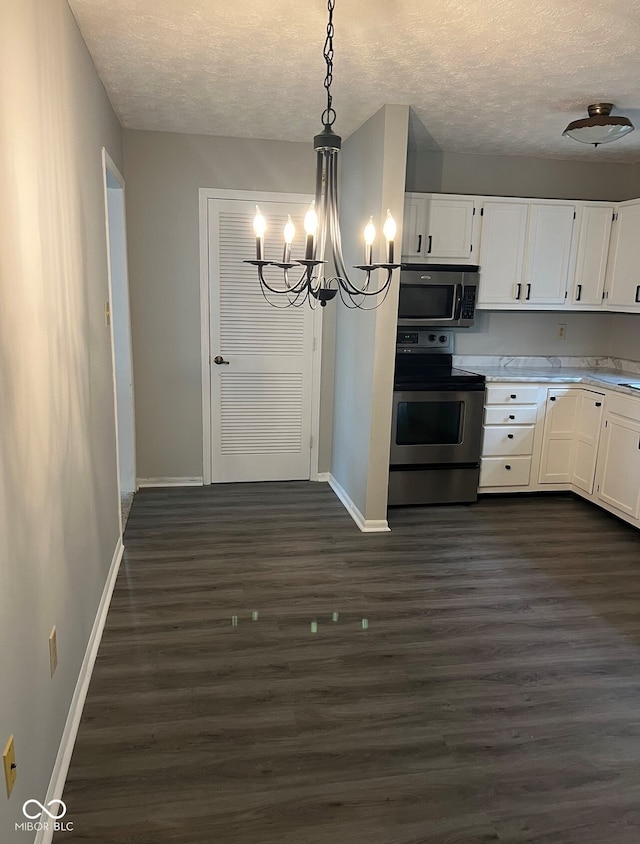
[315,472,331,482]
[35,537,125,844]
[328,474,390,532]
[137,477,203,487]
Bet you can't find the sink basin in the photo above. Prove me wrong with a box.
[618,382,640,390]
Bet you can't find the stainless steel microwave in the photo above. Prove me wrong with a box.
[397,264,479,327]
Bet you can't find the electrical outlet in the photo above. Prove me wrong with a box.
[3,736,16,798]
[557,323,567,340]
[49,626,58,677]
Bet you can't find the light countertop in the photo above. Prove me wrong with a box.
[453,359,640,398]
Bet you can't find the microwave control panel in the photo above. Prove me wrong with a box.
[460,286,477,321]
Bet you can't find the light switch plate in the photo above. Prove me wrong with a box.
[3,735,16,798]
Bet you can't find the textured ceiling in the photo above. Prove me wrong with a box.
[67,0,640,162]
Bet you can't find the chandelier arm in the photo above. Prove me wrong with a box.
[326,152,356,287]
[315,151,328,262]
[258,282,305,309]
[336,268,395,297]
[255,262,309,295]
[334,272,395,310]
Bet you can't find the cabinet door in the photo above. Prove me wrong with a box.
[570,205,613,307]
[538,388,579,484]
[572,391,604,494]
[401,194,425,258]
[424,197,475,259]
[477,201,528,306]
[604,202,640,311]
[524,204,575,305]
[597,413,640,517]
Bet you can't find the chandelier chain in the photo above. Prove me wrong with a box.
[322,0,336,127]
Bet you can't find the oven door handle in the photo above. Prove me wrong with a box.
[453,283,463,320]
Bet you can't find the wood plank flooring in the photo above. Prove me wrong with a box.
[55,484,640,843]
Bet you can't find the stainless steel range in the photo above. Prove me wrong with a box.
[388,329,486,506]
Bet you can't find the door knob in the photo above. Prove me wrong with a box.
[213,355,229,365]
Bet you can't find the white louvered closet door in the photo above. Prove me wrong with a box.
[208,197,314,482]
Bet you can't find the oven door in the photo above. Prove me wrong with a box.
[390,388,484,466]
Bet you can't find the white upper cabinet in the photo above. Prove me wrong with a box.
[401,193,478,263]
[401,194,424,259]
[603,200,640,311]
[569,204,614,308]
[402,190,640,313]
[477,201,528,306]
[477,200,575,308]
[523,204,576,305]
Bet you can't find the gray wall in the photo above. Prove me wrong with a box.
[122,130,341,479]
[607,313,640,361]
[331,105,409,523]
[407,148,635,201]
[455,311,616,357]
[0,0,123,828]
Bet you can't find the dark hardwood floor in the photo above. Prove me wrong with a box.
[55,484,640,843]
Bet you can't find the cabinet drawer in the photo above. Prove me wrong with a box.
[606,392,640,424]
[479,456,532,487]
[482,425,535,456]
[485,385,539,405]
[484,405,538,425]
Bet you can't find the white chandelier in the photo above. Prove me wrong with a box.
[246,0,399,309]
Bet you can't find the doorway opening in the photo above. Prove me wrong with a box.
[102,149,136,532]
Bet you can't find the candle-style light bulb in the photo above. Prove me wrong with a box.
[304,201,318,259]
[383,210,397,263]
[253,205,267,260]
[364,217,376,265]
[283,215,295,263]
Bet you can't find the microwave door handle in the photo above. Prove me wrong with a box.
[453,283,463,320]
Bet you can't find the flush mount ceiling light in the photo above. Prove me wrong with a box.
[246,0,399,309]
[563,103,634,147]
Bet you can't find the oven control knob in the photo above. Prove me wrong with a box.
[428,334,436,342]
[439,335,447,343]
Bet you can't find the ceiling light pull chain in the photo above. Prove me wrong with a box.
[322,0,336,128]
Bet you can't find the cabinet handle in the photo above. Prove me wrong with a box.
[526,283,531,301]
[505,465,511,470]
[514,283,521,300]
[510,394,517,399]
[595,402,602,407]
[507,434,514,439]
[550,396,556,402]
[636,285,640,303]
[576,284,582,302]
[417,234,422,253]
[427,235,433,254]
[509,414,515,420]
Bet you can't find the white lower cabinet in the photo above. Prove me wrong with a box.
[595,394,640,519]
[480,384,540,490]
[479,381,640,531]
[538,388,581,484]
[572,391,604,494]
